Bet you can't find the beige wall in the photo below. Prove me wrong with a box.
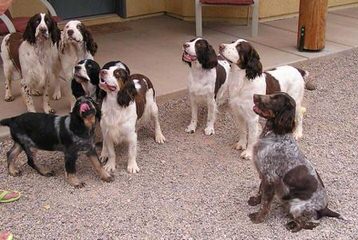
[8,0,358,20]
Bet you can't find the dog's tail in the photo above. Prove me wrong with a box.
[317,206,343,220]
[295,67,316,91]
[0,117,13,127]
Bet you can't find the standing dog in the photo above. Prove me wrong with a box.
[1,13,61,113]
[0,96,113,188]
[249,92,341,232]
[99,61,166,173]
[182,38,230,135]
[219,39,308,160]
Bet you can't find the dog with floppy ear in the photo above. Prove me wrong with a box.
[249,92,341,232]
[1,13,61,113]
[182,37,230,135]
[0,96,113,188]
[53,20,98,102]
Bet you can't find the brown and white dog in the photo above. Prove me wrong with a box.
[1,13,61,113]
[249,92,341,232]
[99,61,166,173]
[53,20,98,101]
[219,39,308,160]
[182,38,230,135]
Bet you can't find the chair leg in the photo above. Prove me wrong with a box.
[251,0,259,37]
[195,0,203,37]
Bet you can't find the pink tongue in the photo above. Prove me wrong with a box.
[80,103,90,113]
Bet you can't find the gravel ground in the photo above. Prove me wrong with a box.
[1,48,358,239]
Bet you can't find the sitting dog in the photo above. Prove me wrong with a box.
[53,20,98,100]
[0,96,113,188]
[1,13,61,113]
[71,59,101,101]
[249,92,341,232]
[182,38,230,135]
[219,39,308,160]
[99,61,166,173]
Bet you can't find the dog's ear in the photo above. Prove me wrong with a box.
[23,15,37,44]
[196,41,218,69]
[274,104,295,134]
[238,42,262,79]
[118,68,130,83]
[81,24,98,56]
[117,81,137,107]
[48,16,61,46]
[71,79,85,99]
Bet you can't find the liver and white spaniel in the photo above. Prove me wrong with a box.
[182,38,230,135]
[250,92,341,232]
[219,39,308,160]
[53,20,98,101]
[99,61,166,174]
[1,13,61,113]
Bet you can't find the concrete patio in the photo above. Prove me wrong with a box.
[0,5,358,137]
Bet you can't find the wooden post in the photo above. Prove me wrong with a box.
[297,0,328,51]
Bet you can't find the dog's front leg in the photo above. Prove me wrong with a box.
[249,179,274,223]
[185,93,198,133]
[127,132,139,173]
[248,180,263,206]
[240,118,260,160]
[204,97,217,135]
[87,149,114,182]
[43,77,55,114]
[64,151,84,188]
[232,110,247,150]
[102,135,117,173]
[20,80,36,112]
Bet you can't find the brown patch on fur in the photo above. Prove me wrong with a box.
[283,165,318,200]
[130,74,155,119]
[7,32,23,73]
[214,64,226,99]
[265,72,281,94]
[66,173,85,188]
[83,114,96,129]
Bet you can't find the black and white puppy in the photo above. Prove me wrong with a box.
[182,37,230,135]
[1,13,61,113]
[99,61,166,173]
[53,20,98,100]
[0,96,113,188]
[71,59,101,101]
[249,92,341,232]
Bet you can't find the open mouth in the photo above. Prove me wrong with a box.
[182,51,197,62]
[68,36,81,43]
[74,72,89,82]
[219,51,232,63]
[99,81,117,92]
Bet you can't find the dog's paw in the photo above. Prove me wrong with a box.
[74,182,86,189]
[8,168,22,177]
[104,161,116,173]
[4,95,14,102]
[99,156,108,165]
[101,171,114,183]
[249,212,264,224]
[155,132,166,144]
[293,131,303,140]
[52,90,62,100]
[204,126,215,136]
[127,163,140,174]
[240,150,252,160]
[43,170,55,177]
[235,140,247,150]
[185,123,197,134]
[248,196,261,206]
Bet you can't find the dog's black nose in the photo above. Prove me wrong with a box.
[74,66,81,71]
[183,43,189,49]
[40,28,47,33]
[67,29,74,36]
[219,44,225,51]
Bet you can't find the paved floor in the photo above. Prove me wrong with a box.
[0,6,358,137]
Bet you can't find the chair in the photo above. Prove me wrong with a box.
[195,0,259,37]
[0,0,61,35]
